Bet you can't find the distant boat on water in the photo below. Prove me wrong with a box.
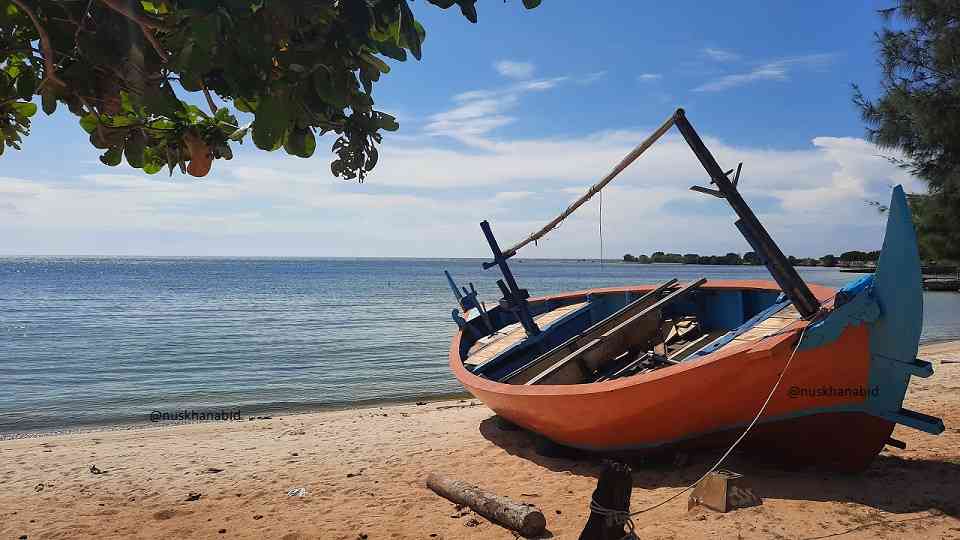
[923,278,960,292]
[444,109,943,472]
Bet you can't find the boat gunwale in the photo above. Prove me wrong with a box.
[449,279,837,398]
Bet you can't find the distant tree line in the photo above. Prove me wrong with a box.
[622,250,883,267]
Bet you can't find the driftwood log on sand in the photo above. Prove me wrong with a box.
[425,473,546,537]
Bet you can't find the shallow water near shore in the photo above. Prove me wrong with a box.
[1,257,957,434]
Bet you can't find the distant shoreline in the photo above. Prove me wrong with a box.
[0,390,473,440]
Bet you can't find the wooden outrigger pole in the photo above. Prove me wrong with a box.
[498,112,678,260]
[479,108,822,319]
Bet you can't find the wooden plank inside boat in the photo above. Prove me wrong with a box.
[524,278,707,385]
[731,303,802,344]
[500,279,679,384]
[465,302,588,368]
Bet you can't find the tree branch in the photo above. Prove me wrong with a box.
[201,84,218,114]
[97,0,170,30]
[97,0,170,62]
[10,0,65,88]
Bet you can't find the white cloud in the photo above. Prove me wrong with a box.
[637,73,662,82]
[694,53,835,92]
[494,60,534,79]
[0,128,917,257]
[494,191,535,202]
[0,60,921,259]
[578,71,607,85]
[424,77,568,146]
[703,47,741,62]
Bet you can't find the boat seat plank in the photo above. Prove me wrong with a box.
[526,339,599,385]
[465,302,588,368]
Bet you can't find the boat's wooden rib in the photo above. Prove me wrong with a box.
[595,351,657,383]
[465,302,588,368]
[669,331,727,362]
[500,279,679,384]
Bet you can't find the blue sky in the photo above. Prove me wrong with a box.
[0,1,922,258]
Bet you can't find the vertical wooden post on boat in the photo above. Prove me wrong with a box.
[480,220,541,336]
[444,270,464,303]
[673,109,821,319]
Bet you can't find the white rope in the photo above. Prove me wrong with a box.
[587,319,816,527]
[599,189,604,269]
[629,323,809,515]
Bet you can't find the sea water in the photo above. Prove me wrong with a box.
[1,257,956,434]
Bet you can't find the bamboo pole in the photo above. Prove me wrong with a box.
[501,109,679,258]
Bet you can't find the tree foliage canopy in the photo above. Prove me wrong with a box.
[0,0,540,180]
[855,0,960,260]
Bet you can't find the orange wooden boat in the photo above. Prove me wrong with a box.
[444,110,943,472]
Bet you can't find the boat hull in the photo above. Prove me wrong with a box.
[450,282,899,470]
[448,187,942,472]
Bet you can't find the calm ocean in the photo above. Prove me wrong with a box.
[1,257,957,434]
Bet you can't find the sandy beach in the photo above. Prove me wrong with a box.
[2,341,958,539]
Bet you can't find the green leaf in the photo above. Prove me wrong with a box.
[10,102,36,118]
[41,89,57,115]
[283,126,315,158]
[100,146,123,166]
[522,0,541,8]
[80,114,99,134]
[214,106,237,126]
[143,83,185,117]
[252,95,291,150]
[360,52,390,74]
[456,0,478,23]
[229,123,251,141]
[234,97,257,113]
[104,115,138,128]
[120,92,137,114]
[373,39,407,61]
[15,73,36,99]
[376,112,399,131]
[398,1,423,60]
[125,130,146,168]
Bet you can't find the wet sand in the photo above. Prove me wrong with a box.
[2,341,959,539]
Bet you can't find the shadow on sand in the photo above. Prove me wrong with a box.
[478,414,960,518]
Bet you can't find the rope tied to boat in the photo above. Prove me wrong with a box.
[586,321,814,530]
